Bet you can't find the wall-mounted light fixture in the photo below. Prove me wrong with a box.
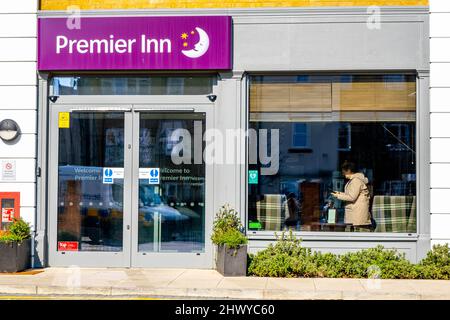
[0,119,21,142]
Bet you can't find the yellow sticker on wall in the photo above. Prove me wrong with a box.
[59,112,70,128]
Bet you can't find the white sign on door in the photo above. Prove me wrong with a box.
[149,168,160,185]
[102,167,124,184]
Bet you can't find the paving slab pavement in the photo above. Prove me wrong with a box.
[0,268,449,300]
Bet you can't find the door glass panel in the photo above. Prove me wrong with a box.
[138,113,206,253]
[57,112,124,252]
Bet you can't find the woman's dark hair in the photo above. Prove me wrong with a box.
[341,161,357,173]
[287,192,296,200]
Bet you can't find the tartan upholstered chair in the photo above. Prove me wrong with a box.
[256,194,289,231]
[371,196,417,233]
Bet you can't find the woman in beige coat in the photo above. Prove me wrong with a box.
[331,162,371,227]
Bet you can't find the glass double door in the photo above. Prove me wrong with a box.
[48,105,211,268]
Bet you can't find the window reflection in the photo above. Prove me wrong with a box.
[57,113,125,251]
[138,113,206,253]
[248,75,417,233]
[52,76,214,95]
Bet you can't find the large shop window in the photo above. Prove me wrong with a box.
[248,75,417,234]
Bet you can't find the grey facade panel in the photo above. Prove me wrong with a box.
[234,20,428,71]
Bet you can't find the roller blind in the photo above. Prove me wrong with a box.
[250,82,332,113]
[332,81,416,112]
[249,75,416,121]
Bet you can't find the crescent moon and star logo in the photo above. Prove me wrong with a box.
[180,27,210,59]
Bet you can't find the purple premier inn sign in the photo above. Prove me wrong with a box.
[38,16,232,71]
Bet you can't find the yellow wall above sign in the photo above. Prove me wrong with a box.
[40,0,428,10]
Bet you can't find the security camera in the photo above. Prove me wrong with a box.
[207,94,217,103]
[49,96,59,103]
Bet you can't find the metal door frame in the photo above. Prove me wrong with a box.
[48,104,134,267]
[48,103,214,268]
[130,104,214,268]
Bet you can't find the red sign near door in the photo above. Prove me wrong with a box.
[0,192,20,229]
[1,208,14,222]
[58,241,79,251]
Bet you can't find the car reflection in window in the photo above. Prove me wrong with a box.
[138,186,190,224]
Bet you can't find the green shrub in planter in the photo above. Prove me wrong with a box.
[212,228,248,249]
[211,205,248,276]
[0,218,31,243]
[420,244,450,268]
[335,246,416,279]
[0,218,32,273]
[7,218,31,241]
[415,244,450,280]
[248,232,330,278]
[248,231,450,280]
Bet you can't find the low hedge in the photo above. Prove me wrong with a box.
[247,232,450,279]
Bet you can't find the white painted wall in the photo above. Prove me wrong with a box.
[430,0,450,247]
[0,0,38,229]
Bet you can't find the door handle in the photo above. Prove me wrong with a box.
[126,225,130,230]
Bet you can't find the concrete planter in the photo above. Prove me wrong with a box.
[0,239,31,273]
[216,244,247,277]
